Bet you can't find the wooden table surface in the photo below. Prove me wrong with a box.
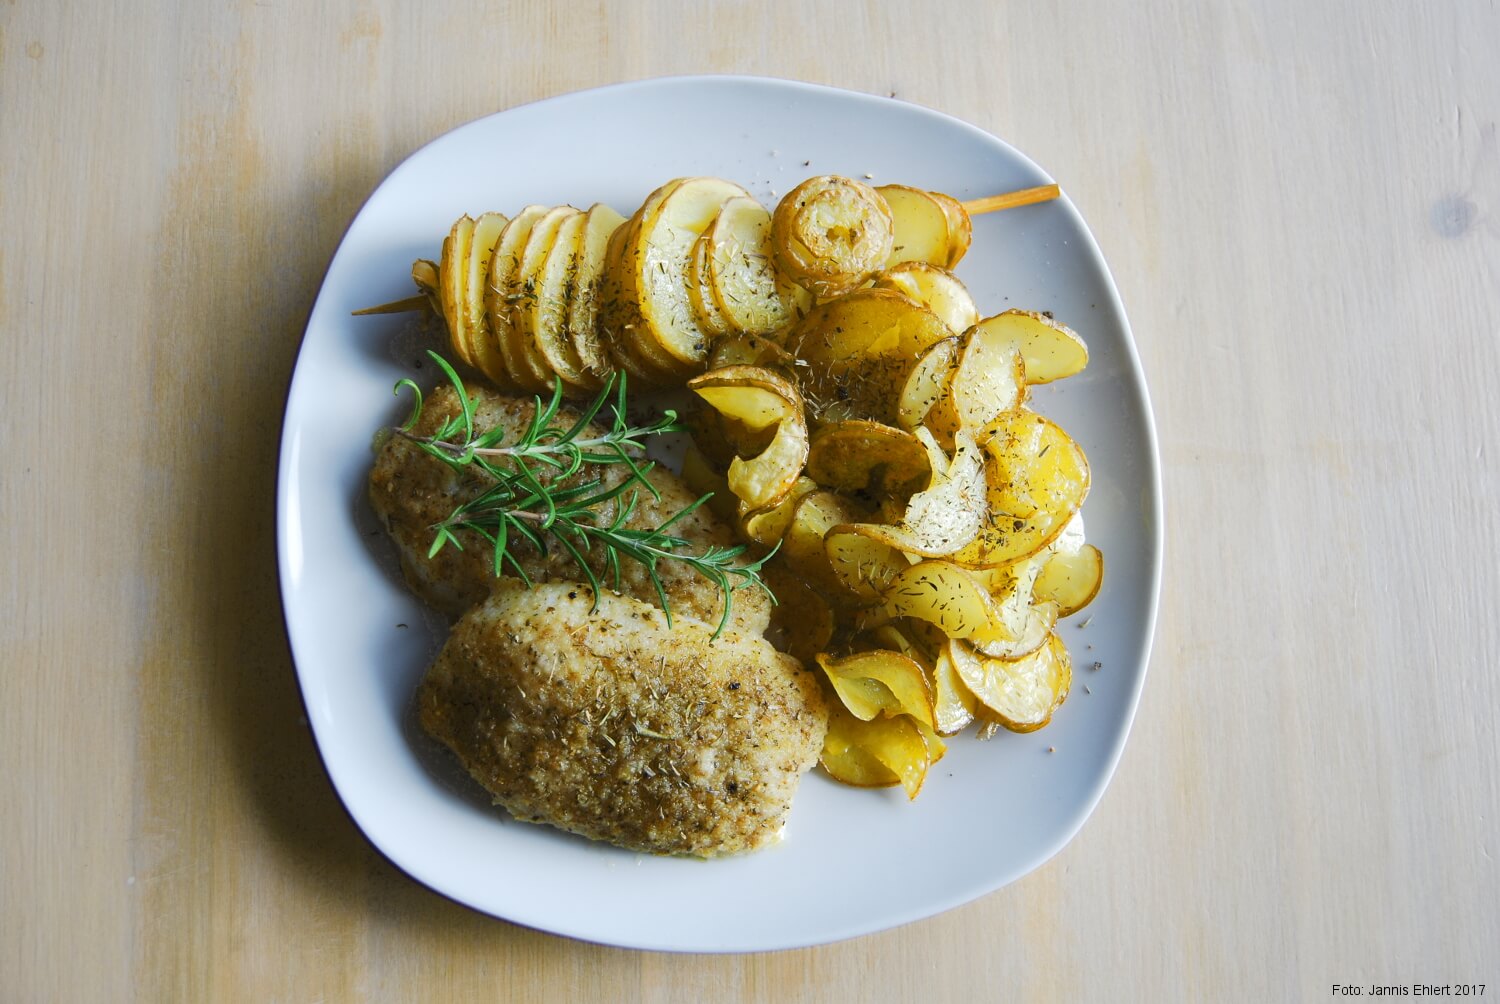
[4,1,1497,1000]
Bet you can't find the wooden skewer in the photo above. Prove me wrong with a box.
[352,294,430,316]
[961,183,1060,215]
[354,183,1063,315]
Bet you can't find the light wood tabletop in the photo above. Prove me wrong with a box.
[4,2,1497,1000]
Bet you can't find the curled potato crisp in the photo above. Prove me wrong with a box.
[771,176,894,298]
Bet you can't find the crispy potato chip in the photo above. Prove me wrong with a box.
[946,412,1090,568]
[688,366,810,509]
[565,203,626,384]
[817,650,936,728]
[439,215,477,367]
[805,420,932,500]
[786,288,953,424]
[486,205,550,388]
[739,476,818,547]
[877,185,952,267]
[1034,543,1104,616]
[772,176,894,298]
[966,310,1089,385]
[843,428,986,557]
[820,706,931,798]
[825,529,911,603]
[877,559,1011,639]
[952,633,1072,733]
[897,336,960,431]
[925,325,1026,446]
[708,195,811,337]
[873,262,980,335]
[927,190,973,269]
[932,642,978,736]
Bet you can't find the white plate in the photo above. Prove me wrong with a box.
[277,76,1162,952]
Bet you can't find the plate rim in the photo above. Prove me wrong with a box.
[275,73,1164,952]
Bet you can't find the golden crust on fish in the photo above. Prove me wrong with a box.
[418,582,828,857]
[367,383,770,635]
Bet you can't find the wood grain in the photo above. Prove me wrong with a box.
[2,1,1496,1000]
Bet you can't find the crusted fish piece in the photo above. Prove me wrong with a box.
[368,382,771,635]
[418,582,827,857]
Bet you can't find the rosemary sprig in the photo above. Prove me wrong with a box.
[392,351,775,638]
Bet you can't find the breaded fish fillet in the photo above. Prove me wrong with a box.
[418,582,828,857]
[368,384,770,635]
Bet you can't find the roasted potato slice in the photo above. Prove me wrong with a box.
[686,228,733,339]
[805,420,932,501]
[897,336,960,431]
[439,215,477,367]
[842,428,986,558]
[947,412,1091,568]
[462,212,511,384]
[1034,542,1104,616]
[763,564,835,666]
[739,476,818,547]
[932,642,978,736]
[924,323,1027,446]
[820,706,931,798]
[688,365,809,510]
[485,204,550,389]
[786,288,954,424]
[877,185,952,267]
[708,332,796,371]
[817,650,936,728]
[928,190,973,269]
[707,195,810,337]
[771,175,894,298]
[526,208,596,392]
[875,559,1013,639]
[507,205,578,390]
[411,258,442,316]
[780,489,866,598]
[967,310,1089,385]
[950,633,1072,733]
[565,203,626,384]
[679,443,738,524]
[825,528,910,603]
[634,177,750,370]
[873,262,980,335]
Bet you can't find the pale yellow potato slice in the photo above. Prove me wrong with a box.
[439,215,476,367]
[928,190,973,269]
[707,332,795,370]
[820,706,931,798]
[679,443,738,524]
[873,262,980,335]
[946,411,1091,568]
[526,208,596,392]
[932,642,978,736]
[772,175,894,298]
[633,177,750,371]
[897,335,960,431]
[411,258,442,315]
[952,633,1072,733]
[877,184,951,267]
[508,205,578,390]
[707,195,810,337]
[1034,542,1104,616]
[925,324,1027,446]
[687,365,809,510]
[879,559,1011,639]
[824,528,910,603]
[565,203,627,385]
[786,288,954,424]
[485,204,549,389]
[686,229,732,339]
[461,212,512,386]
[843,428,987,558]
[599,182,694,385]
[966,310,1089,385]
[780,489,866,599]
[739,476,817,547]
[804,419,932,499]
[817,650,936,728]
